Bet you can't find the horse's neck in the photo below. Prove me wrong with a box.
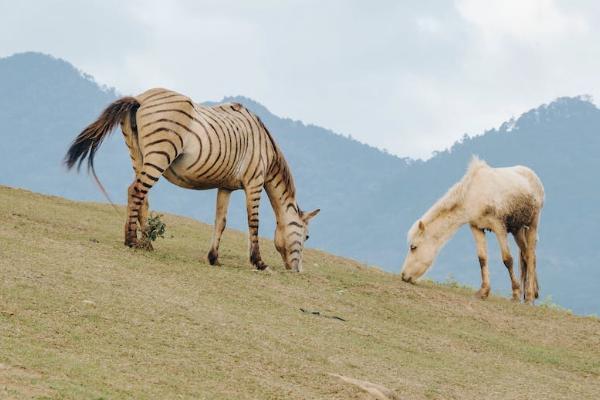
[264,159,298,225]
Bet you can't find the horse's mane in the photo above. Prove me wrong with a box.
[259,116,297,201]
[272,147,297,199]
[408,156,489,241]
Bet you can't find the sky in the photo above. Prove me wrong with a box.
[2,0,600,159]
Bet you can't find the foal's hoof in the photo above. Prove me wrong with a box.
[254,261,268,271]
[511,293,521,302]
[475,288,490,300]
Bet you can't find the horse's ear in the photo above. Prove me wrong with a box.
[302,208,320,222]
[418,220,425,231]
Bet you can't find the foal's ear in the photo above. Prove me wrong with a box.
[302,208,320,222]
[418,220,425,231]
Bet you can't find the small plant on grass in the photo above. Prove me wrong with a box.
[139,213,167,250]
[443,273,460,288]
[441,274,476,291]
[539,295,572,314]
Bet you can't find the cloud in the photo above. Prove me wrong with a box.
[457,0,588,41]
[2,0,600,159]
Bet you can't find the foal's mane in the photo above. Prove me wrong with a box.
[408,157,489,241]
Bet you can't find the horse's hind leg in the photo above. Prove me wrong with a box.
[208,188,232,265]
[122,112,149,247]
[125,155,173,248]
[125,177,150,248]
[138,198,152,249]
[493,226,521,301]
[125,181,140,246]
[470,225,490,299]
[123,165,146,247]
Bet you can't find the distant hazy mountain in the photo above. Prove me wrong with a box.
[1,52,598,315]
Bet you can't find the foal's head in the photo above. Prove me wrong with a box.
[401,220,436,283]
[274,208,320,272]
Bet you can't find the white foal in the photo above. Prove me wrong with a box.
[400,157,544,304]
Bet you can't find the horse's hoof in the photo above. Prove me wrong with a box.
[254,261,268,271]
[130,240,153,251]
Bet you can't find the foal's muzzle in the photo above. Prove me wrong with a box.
[401,272,414,284]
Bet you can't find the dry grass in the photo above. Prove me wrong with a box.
[0,185,599,399]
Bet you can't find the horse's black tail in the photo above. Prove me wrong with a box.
[64,97,139,206]
[65,96,140,172]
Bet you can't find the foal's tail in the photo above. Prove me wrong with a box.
[64,97,140,200]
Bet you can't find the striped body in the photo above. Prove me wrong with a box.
[66,88,319,271]
[127,88,277,191]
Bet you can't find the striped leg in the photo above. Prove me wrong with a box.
[125,182,140,246]
[124,159,169,248]
[207,188,232,265]
[244,183,267,270]
[138,198,151,249]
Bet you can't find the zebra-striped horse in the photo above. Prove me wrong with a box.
[65,88,319,272]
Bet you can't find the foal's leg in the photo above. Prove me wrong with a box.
[515,228,528,301]
[470,225,490,299]
[493,227,521,301]
[524,214,540,303]
[207,188,232,265]
[244,183,267,270]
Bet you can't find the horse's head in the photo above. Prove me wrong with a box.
[401,220,436,283]
[274,208,320,272]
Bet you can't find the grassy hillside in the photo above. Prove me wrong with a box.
[1,185,599,400]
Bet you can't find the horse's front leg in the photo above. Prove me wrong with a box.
[244,183,267,270]
[470,225,491,299]
[207,188,232,265]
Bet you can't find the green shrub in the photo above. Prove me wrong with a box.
[145,213,166,241]
[138,213,167,250]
